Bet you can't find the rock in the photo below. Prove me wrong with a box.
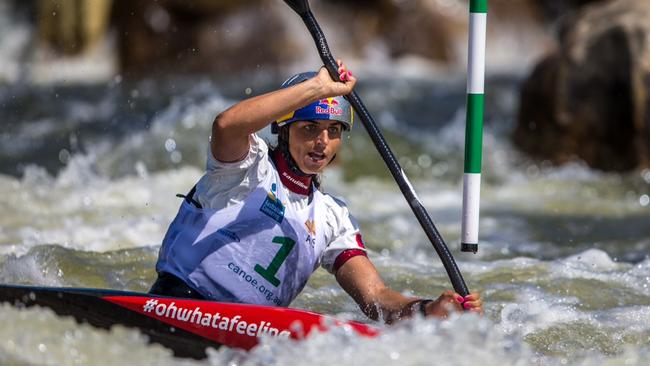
[114,0,459,75]
[113,0,295,76]
[37,0,112,54]
[534,0,607,20]
[515,0,650,171]
[379,0,461,62]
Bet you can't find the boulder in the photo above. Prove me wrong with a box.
[113,0,292,76]
[534,0,607,20]
[111,0,465,75]
[515,0,650,171]
[37,0,112,54]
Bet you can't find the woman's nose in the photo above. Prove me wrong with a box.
[316,128,329,144]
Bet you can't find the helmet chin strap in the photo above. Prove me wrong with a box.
[277,126,314,177]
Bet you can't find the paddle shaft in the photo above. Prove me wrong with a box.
[298,10,469,296]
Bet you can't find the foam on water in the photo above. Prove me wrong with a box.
[0,304,199,366]
[0,160,202,256]
[206,315,538,366]
[0,244,158,289]
[559,251,650,298]
[1,296,648,365]
[0,81,238,255]
[500,289,585,336]
[205,313,650,366]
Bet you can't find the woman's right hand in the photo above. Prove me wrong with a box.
[314,59,356,98]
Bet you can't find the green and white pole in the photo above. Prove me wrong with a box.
[461,0,487,253]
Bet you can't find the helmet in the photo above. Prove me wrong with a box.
[273,71,354,131]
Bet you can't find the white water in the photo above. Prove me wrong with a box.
[1,86,649,363]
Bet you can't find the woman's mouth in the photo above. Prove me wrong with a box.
[308,152,326,162]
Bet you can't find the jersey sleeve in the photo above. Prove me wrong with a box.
[205,133,268,172]
[320,196,368,274]
[195,133,271,208]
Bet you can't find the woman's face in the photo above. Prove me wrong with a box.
[288,120,343,174]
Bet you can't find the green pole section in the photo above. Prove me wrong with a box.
[470,0,488,13]
[464,94,484,173]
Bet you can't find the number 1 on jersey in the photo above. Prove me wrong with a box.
[254,236,295,287]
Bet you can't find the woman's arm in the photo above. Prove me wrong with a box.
[211,64,356,162]
[335,256,482,323]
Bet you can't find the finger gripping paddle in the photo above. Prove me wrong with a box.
[282,0,470,297]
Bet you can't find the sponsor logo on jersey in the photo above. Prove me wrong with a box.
[304,219,316,247]
[260,183,285,223]
[216,228,240,242]
[282,171,309,191]
[304,219,316,236]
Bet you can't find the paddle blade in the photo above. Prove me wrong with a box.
[283,0,310,15]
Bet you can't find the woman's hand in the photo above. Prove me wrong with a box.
[461,292,483,314]
[314,59,356,98]
[422,291,483,319]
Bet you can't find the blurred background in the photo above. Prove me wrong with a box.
[2,0,649,174]
[1,1,649,365]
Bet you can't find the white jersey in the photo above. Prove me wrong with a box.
[195,134,365,273]
[155,134,366,305]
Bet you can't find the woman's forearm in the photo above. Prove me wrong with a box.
[210,78,324,162]
[215,79,323,136]
[359,287,421,323]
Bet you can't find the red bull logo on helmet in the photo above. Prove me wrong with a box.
[315,98,343,116]
[319,98,339,106]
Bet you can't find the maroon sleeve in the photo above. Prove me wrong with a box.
[332,233,369,272]
[333,249,368,272]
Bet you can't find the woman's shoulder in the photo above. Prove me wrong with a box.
[316,191,362,243]
[205,133,270,171]
[318,191,354,221]
[196,134,274,209]
[319,191,348,208]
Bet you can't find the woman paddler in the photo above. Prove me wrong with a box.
[150,61,483,321]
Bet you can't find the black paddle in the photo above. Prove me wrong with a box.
[282,0,470,297]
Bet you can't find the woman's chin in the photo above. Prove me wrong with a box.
[300,160,327,174]
[302,167,323,175]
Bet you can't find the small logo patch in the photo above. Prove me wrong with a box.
[216,228,240,242]
[305,219,316,236]
[260,183,285,223]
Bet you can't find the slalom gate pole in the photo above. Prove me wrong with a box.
[461,0,487,253]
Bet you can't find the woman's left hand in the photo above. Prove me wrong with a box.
[422,291,483,319]
[461,292,483,314]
